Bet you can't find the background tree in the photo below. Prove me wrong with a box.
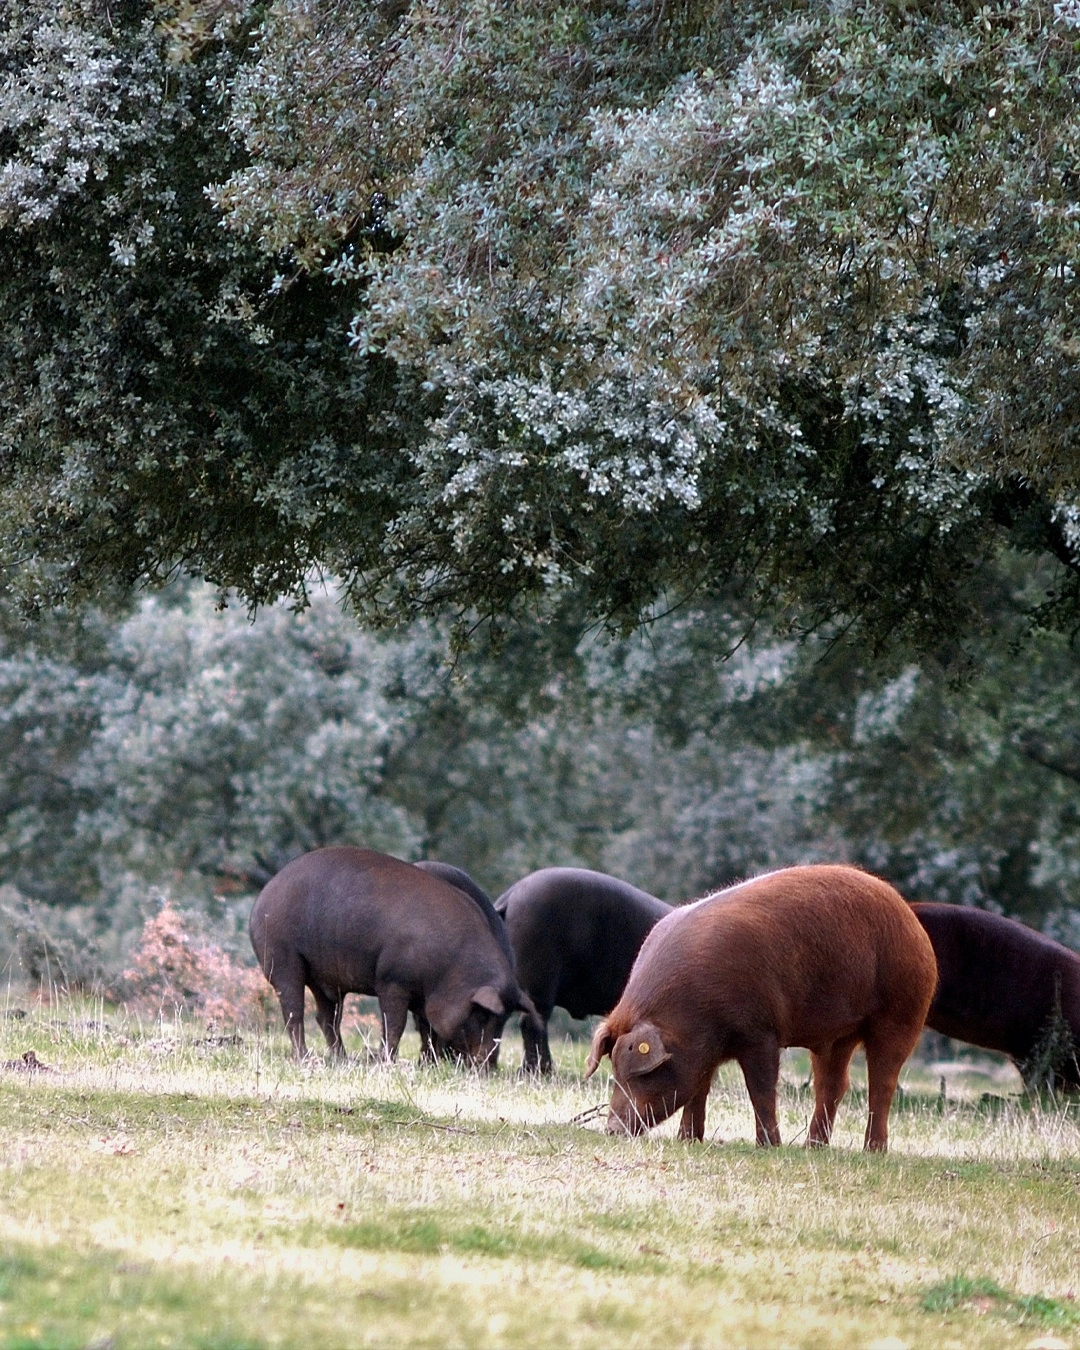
[0,580,834,974]
[2,0,1080,659]
[0,0,411,614]
[207,0,1080,648]
[4,559,1079,984]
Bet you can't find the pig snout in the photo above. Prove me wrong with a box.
[605,1082,677,1135]
[606,1106,647,1137]
[605,1083,643,1135]
[471,1033,502,1074]
[446,1007,505,1072]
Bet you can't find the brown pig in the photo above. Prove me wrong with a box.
[585,865,936,1151]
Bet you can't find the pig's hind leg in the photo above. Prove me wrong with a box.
[266,956,308,1059]
[807,1032,860,1146]
[310,984,346,1059]
[862,1018,921,1152]
[737,1038,782,1146]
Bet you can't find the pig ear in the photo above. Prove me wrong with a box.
[612,1024,671,1079]
[471,986,505,1016]
[585,1020,616,1079]
[425,986,476,1040]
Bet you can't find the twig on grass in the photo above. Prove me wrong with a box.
[403,1116,478,1136]
[567,1103,608,1126]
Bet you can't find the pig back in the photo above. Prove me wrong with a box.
[497,868,671,1016]
[251,847,513,996]
[619,865,936,1050]
[413,860,515,969]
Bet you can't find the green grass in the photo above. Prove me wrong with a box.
[922,1274,1080,1332]
[1,1000,1079,1348]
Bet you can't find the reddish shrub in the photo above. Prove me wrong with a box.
[123,903,272,1028]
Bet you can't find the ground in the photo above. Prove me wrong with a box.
[0,1000,1078,1349]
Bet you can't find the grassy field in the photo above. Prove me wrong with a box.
[1,1000,1078,1350]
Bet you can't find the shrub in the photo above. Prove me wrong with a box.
[122,902,272,1029]
[0,887,104,992]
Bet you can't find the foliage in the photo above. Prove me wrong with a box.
[2,566,1080,964]
[121,901,270,1026]
[0,614,115,907]
[206,0,1080,646]
[734,571,1080,932]
[74,586,418,895]
[3,0,1080,655]
[0,583,418,937]
[0,885,103,990]
[0,0,408,615]
[522,562,1080,931]
[0,578,853,942]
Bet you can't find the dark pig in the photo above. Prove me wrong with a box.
[413,860,512,966]
[912,902,1080,1090]
[250,847,542,1065]
[411,860,512,1062]
[494,868,672,1073]
[586,865,937,1151]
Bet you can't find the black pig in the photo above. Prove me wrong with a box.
[495,868,672,1073]
[251,847,541,1065]
[913,903,1080,1090]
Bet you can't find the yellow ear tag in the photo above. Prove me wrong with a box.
[638,1042,650,1054]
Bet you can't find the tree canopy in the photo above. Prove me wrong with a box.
[3,0,1080,652]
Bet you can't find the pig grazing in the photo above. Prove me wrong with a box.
[411,860,512,1062]
[250,847,542,1066]
[586,865,936,1151]
[912,903,1080,1091]
[495,868,672,1074]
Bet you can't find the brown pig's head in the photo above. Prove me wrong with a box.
[585,1019,685,1135]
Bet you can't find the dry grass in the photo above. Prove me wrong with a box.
[1,998,1078,1349]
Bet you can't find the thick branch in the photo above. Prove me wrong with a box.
[1017,730,1080,785]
